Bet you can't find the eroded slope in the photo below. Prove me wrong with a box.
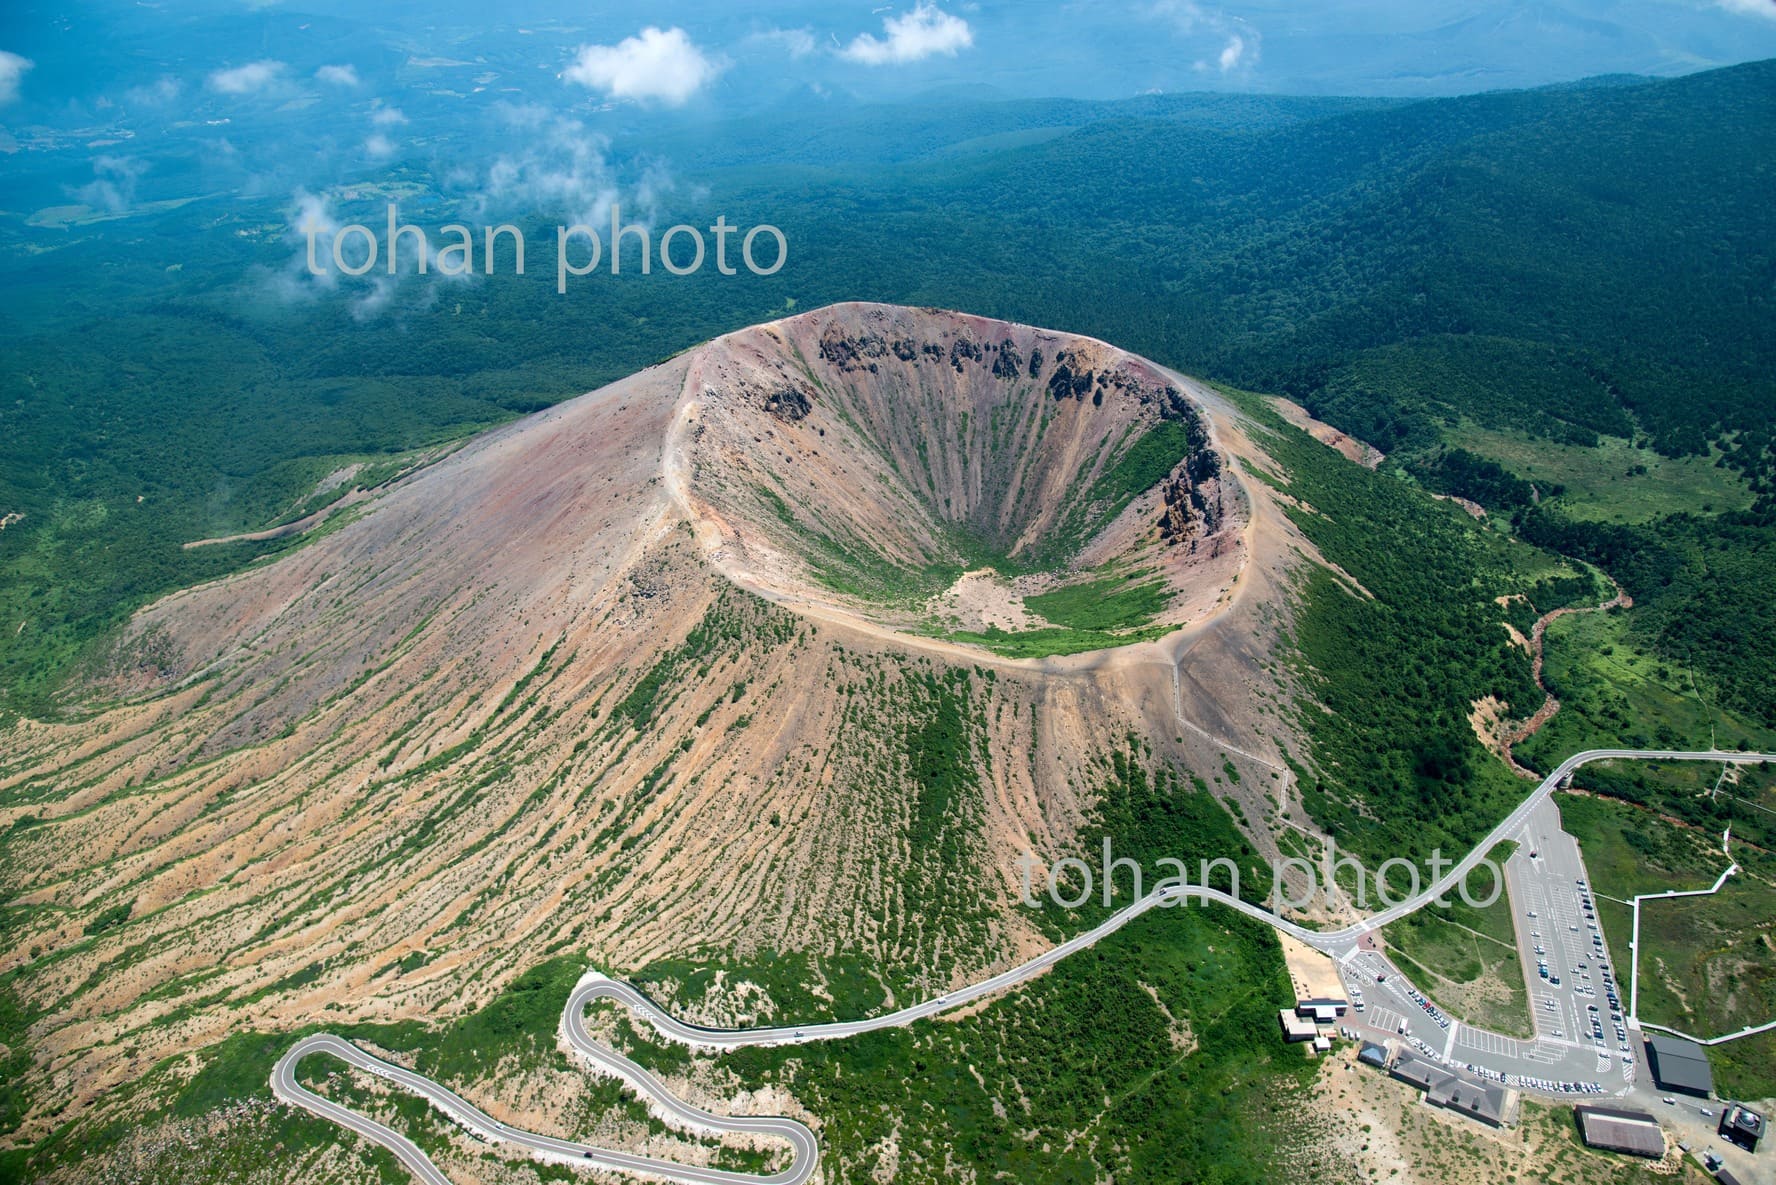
[671,304,1247,651]
[0,305,1300,1144]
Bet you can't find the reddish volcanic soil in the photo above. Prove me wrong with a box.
[0,304,1318,1138]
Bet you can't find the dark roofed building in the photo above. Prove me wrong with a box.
[1719,1102,1764,1152]
[1426,1075,1511,1127]
[1645,1034,1714,1097]
[1358,1040,1390,1069]
[1713,1168,1744,1185]
[1575,1105,1666,1159]
[1386,1051,1517,1128]
[1388,1049,1447,1093]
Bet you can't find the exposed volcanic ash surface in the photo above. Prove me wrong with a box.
[672,303,1246,635]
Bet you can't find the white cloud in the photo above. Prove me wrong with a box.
[0,51,34,104]
[362,103,405,157]
[633,159,677,213]
[1150,1,1260,75]
[315,64,360,87]
[75,156,148,214]
[208,60,287,95]
[1218,34,1247,72]
[466,105,620,229]
[270,189,460,318]
[475,106,621,227]
[452,104,678,254]
[124,76,181,105]
[747,27,817,58]
[272,189,342,301]
[1715,0,1776,18]
[1150,0,1207,32]
[351,275,398,321]
[840,3,973,65]
[564,26,720,105]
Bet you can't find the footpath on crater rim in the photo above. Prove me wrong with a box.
[0,303,1310,1146]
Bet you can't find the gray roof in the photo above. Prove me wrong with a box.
[1575,1106,1665,1158]
[1386,1051,1510,1125]
[1278,1009,1317,1039]
[1427,1076,1508,1125]
[1723,1103,1763,1137]
[1385,1051,1513,1129]
[1388,1050,1446,1092]
[1577,1105,1659,1122]
[1358,1041,1390,1068]
[1645,1034,1714,1095]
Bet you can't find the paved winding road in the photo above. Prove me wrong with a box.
[276,748,1772,1184]
[274,1019,817,1185]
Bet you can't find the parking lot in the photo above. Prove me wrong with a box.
[1334,795,1638,1100]
[1508,798,1635,1073]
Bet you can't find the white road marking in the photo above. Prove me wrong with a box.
[276,749,1773,1183]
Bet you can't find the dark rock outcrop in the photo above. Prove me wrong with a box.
[766,388,813,421]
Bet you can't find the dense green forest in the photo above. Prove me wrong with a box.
[4,57,1774,1185]
[2,60,1772,734]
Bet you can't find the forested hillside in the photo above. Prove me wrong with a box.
[2,60,1771,725]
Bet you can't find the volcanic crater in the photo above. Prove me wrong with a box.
[670,303,1249,656]
[0,303,1291,1140]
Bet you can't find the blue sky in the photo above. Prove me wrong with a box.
[0,0,1774,115]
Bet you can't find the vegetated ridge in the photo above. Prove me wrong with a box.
[0,304,1303,1143]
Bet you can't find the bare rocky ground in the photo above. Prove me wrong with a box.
[1,304,1350,1172]
[670,304,1249,639]
[7,307,1680,1183]
[1268,395,1385,470]
[1298,1047,1709,1185]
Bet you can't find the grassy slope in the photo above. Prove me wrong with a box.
[659,905,1311,1185]
[1382,841,1532,1038]
[620,746,1306,1184]
[1218,387,1545,864]
[11,745,1317,1185]
[1524,616,1776,850]
[1023,568,1170,628]
[942,567,1174,658]
[1557,792,1776,1101]
[10,957,737,1185]
[1444,426,1751,524]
